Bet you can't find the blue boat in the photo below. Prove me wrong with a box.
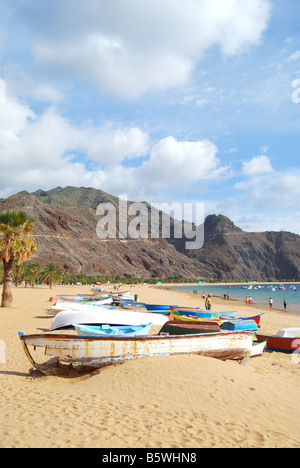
[144,304,178,314]
[221,319,258,331]
[73,322,152,337]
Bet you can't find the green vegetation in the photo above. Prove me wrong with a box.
[0,210,36,306]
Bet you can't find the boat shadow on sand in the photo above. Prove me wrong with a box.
[0,369,31,378]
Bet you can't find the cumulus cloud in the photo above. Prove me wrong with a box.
[0,92,229,200]
[140,137,228,192]
[16,0,271,98]
[242,155,273,177]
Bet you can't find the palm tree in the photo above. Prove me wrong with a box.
[38,263,64,288]
[0,210,36,307]
[20,262,41,287]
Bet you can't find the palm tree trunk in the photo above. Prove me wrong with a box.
[1,259,14,307]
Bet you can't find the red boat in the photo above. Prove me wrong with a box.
[241,314,263,325]
[256,328,300,352]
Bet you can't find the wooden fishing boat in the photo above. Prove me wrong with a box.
[171,313,223,324]
[47,300,115,315]
[221,319,258,331]
[50,308,168,331]
[159,320,220,335]
[144,304,178,314]
[172,312,263,325]
[256,328,300,352]
[251,340,267,357]
[18,331,253,377]
[73,322,152,337]
[112,295,135,304]
[172,308,237,319]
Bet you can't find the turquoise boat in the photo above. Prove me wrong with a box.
[221,319,258,331]
[172,308,237,319]
[73,322,152,337]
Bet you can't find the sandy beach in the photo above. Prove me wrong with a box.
[0,283,299,448]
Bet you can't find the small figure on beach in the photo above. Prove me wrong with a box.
[202,292,205,299]
[226,292,230,300]
[249,296,252,305]
[269,297,273,309]
[223,293,227,300]
[205,293,212,310]
[283,298,288,310]
[245,296,249,305]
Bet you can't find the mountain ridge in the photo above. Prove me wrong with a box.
[1,186,300,281]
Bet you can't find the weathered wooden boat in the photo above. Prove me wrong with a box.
[172,308,237,319]
[221,319,258,331]
[144,304,178,314]
[112,295,135,304]
[47,300,115,315]
[18,331,254,377]
[53,294,111,303]
[251,340,267,357]
[121,301,147,311]
[159,320,220,335]
[50,308,168,331]
[256,328,300,352]
[172,312,263,326]
[240,314,263,325]
[73,322,152,337]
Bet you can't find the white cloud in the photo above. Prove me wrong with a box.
[80,125,150,166]
[32,83,65,104]
[0,92,229,200]
[288,50,300,62]
[242,155,273,177]
[139,137,229,193]
[18,0,271,98]
[219,166,300,234]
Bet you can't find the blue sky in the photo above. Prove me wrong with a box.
[0,0,299,234]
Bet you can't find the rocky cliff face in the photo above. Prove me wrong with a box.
[1,187,300,280]
[184,214,300,281]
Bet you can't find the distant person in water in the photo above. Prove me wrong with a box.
[269,297,273,309]
[283,298,287,311]
[205,294,212,310]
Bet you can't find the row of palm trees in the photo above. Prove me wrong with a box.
[0,261,66,288]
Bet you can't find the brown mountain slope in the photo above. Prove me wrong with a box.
[0,187,300,280]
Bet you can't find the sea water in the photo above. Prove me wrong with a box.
[172,283,300,314]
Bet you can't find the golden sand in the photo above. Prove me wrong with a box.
[0,283,299,448]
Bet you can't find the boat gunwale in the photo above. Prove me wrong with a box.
[20,330,253,343]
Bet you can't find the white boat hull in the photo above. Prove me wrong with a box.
[50,308,169,331]
[250,340,267,357]
[19,331,254,376]
[47,300,114,315]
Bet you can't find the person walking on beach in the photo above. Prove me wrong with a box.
[249,296,252,305]
[283,298,288,311]
[269,297,273,309]
[245,296,249,305]
[205,294,212,310]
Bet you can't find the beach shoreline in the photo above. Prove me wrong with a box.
[0,283,299,448]
[156,281,300,315]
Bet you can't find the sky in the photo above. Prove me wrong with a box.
[0,0,300,234]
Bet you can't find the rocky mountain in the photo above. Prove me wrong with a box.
[1,186,300,281]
